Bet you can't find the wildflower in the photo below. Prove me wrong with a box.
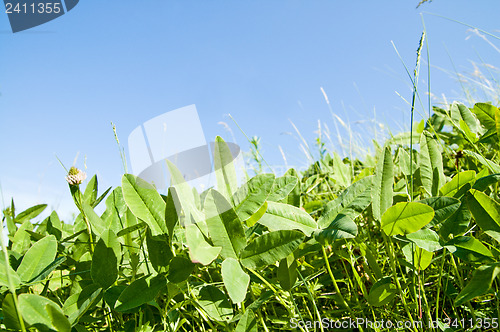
[66,166,86,185]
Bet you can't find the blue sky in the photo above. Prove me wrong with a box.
[1,0,500,219]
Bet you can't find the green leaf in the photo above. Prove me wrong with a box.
[83,174,98,207]
[405,228,442,252]
[314,215,357,244]
[450,102,480,134]
[15,204,47,223]
[404,245,433,270]
[82,202,107,236]
[381,202,434,236]
[455,264,500,305]
[64,284,103,325]
[2,293,22,330]
[164,187,179,240]
[233,174,274,223]
[439,202,471,240]
[367,277,397,307]
[284,168,301,207]
[496,107,500,141]
[240,230,304,269]
[26,257,67,285]
[91,230,120,289]
[115,274,166,311]
[445,236,494,263]
[168,257,195,283]
[472,102,497,129]
[166,161,204,224]
[0,249,21,288]
[17,235,57,283]
[472,173,500,192]
[214,136,239,203]
[419,131,444,196]
[466,189,500,243]
[277,254,297,291]
[419,196,461,227]
[463,150,500,173]
[122,174,167,236]
[185,223,221,265]
[19,294,70,332]
[268,176,299,202]
[221,258,250,303]
[318,176,373,229]
[205,189,246,259]
[439,170,476,197]
[372,145,393,221]
[146,230,173,273]
[12,220,33,254]
[235,309,257,332]
[198,285,233,322]
[258,201,317,236]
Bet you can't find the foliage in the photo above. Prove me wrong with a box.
[2,102,500,331]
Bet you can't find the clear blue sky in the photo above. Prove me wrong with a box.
[1,0,500,219]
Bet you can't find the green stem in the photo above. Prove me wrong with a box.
[321,246,363,332]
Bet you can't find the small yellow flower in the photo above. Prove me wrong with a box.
[66,166,86,185]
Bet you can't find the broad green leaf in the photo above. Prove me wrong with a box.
[26,257,67,285]
[396,147,416,176]
[240,230,304,269]
[466,189,500,243]
[445,236,494,263]
[205,189,246,259]
[284,168,301,207]
[17,235,57,283]
[19,294,69,332]
[63,284,103,324]
[419,131,444,196]
[235,309,257,332]
[277,254,297,291]
[450,102,480,134]
[164,187,179,240]
[198,285,233,322]
[122,174,167,236]
[318,176,373,229]
[46,211,63,240]
[146,230,173,273]
[0,251,21,288]
[406,228,442,252]
[166,161,204,224]
[115,274,166,311]
[185,223,221,265]
[463,150,500,173]
[46,302,72,332]
[268,176,299,202]
[214,136,238,203]
[82,202,107,236]
[413,246,433,270]
[372,145,393,221]
[314,215,357,244]
[12,220,33,254]
[472,173,500,192]
[245,201,268,228]
[2,293,22,330]
[381,202,434,236]
[419,196,461,227]
[168,257,195,283]
[440,170,476,197]
[101,187,126,235]
[83,174,98,206]
[92,230,120,289]
[15,204,47,223]
[232,174,274,222]
[330,151,351,187]
[221,258,250,303]
[258,201,316,236]
[455,264,500,305]
[387,131,421,146]
[472,102,497,129]
[439,202,471,240]
[367,277,397,307]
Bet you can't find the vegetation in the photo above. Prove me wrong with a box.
[1,97,500,331]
